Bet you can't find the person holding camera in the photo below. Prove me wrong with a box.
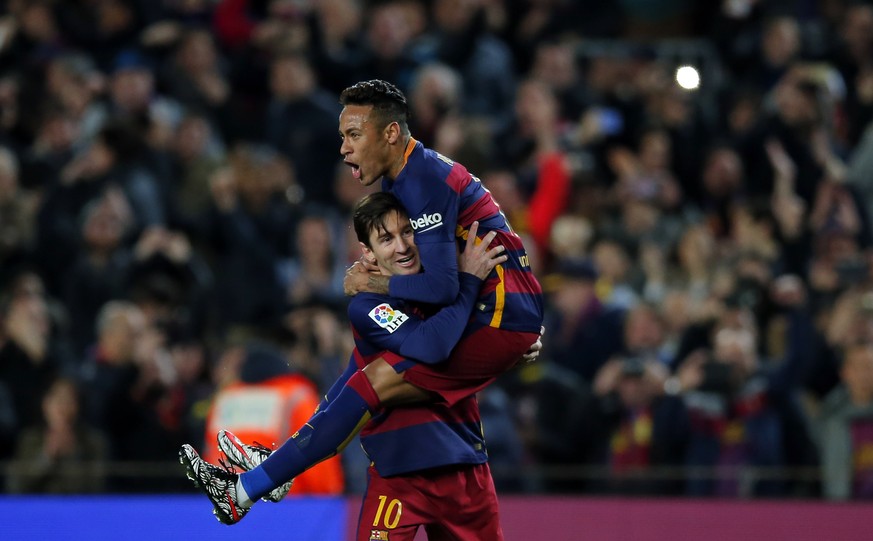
[668,286,817,497]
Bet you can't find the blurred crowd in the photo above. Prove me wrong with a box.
[2,0,873,500]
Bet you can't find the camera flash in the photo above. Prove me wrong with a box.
[675,65,700,90]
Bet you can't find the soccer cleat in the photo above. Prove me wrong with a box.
[217,430,294,503]
[179,444,250,525]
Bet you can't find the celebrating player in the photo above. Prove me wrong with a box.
[181,193,510,527]
[180,80,543,526]
[220,192,508,538]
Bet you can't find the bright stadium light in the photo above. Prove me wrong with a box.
[675,65,700,91]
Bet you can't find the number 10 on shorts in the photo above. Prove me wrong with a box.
[372,495,402,529]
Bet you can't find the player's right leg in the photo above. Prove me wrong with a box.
[179,444,251,525]
[216,430,294,502]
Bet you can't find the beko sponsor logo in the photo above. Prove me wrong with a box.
[410,212,443,232]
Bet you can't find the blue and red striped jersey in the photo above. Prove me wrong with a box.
[348,291,487,476]
[385,139,544,333]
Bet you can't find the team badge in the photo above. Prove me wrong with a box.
[368,303,408,333]
[370,530,390,540]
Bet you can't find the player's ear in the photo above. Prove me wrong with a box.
[360,242,375,263]
[385,121,401,144]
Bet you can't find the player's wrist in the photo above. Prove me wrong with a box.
[367,274,390,295]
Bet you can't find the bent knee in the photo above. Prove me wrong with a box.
[362,358,429,406]
[361,358,404,397]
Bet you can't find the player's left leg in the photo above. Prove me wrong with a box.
[356,466,433,541]
[423,463,504,541]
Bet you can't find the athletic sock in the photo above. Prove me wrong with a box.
[235,478,254,507]
[239,370,380,500]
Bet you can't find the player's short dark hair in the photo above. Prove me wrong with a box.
[353,191,409,246]
[340,79,410,135]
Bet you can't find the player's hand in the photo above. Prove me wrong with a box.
[358,254,380,273]
[344,257,386,296]
[344,259,370,296]
[459,221,506,280]
[521,326,545,363]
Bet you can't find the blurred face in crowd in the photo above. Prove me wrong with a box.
[514,79,559,135]
[177,30,218,74]
[774,75,821,129]
[270,55,314,101]
[11,271,49,322]
[840,344,873,405]
[82,197,127,252]
[366,2,418,60]
[592,240,630,283]
[531,42,577,90]
[175,115,211,162]
[638,129,671,171]
[713,307,758,376]
[296,216,333,264]
[762,17,801,67]
[43,379,79,429]
[98,302,146,364]
[624,305,665,353]
[703,146,744,199]
[410,64,460,128]
[841,4,873,61]
[360,210,420,277]
[110,67,154,113]
[0,147,18,202]
[842,344,873,406]
[433,0,477,32]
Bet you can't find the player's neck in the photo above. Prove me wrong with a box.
[386,136,415,181]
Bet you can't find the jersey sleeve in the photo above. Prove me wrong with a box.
[388,242,459,304]
[349,276,481,364]
[388,157,462,305]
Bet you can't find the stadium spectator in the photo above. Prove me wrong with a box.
[158,27,231,139]
[162,112,225,241]
[6,377,108,494]
[279,213,347,308]
[675,293,817,497]
[819,341,873,500]
[541,258,625,382]
[582,355,689,495]
[406,62,463,151]
[61,188,134,356]
[0,269,70,451]
[0,146,35,271]
[202,342,344,495]
[4,0,873,501]
[78,300,178,490]
[355,0,428,96]
[204,143,297,333]
[263,52,343,208]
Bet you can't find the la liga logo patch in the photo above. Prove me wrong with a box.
[368,303,408,333]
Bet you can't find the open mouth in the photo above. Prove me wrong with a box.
[345,161,361,180]
[396,255,416,268]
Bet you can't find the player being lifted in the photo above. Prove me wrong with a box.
[227,192,509,538]
[180,80,544,525]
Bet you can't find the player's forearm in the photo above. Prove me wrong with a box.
[388,241,460,304]
[397,273,481,364]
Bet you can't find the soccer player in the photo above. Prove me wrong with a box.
[180,192,510,526]
[220,192,508,539]
[337,78,543,411]
[180,79,543,524]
